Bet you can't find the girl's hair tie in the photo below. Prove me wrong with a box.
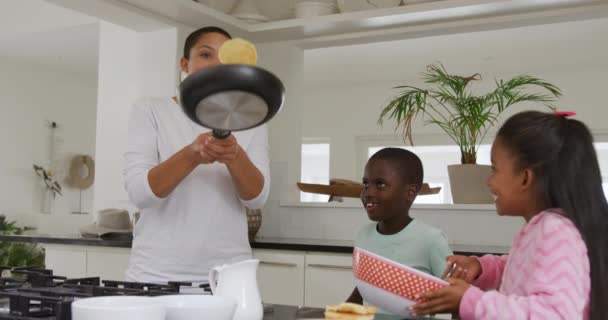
[554,111,576,117]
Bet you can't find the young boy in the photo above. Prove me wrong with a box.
[347,148,452,306]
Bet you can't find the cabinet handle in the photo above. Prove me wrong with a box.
[260,261,298,267]
[307,264,352,270]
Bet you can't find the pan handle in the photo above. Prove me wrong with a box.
[213,129,231,139]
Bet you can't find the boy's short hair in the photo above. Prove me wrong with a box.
[369,148,423,186]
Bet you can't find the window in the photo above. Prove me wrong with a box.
[367,145,492,204]
[300,143,330,202]
[367,142,608,203]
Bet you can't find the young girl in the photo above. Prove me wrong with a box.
[411,111,608,320]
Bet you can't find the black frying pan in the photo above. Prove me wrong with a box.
[179,64,285,138]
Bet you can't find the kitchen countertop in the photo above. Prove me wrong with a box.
[265,305,447,320]
[0,233,133,248]
[0,234,510,255]
[264,305,324,320]
[253,237,355,253]
[253,237,510,255]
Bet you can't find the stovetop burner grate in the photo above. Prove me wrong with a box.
[0,266,211,320]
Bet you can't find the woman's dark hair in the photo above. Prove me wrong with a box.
[183,26,232,59]
[497,110,608,320]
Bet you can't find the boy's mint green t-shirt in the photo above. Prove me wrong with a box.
[354,219,453,278]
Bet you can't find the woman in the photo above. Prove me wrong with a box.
[123,26,270,283]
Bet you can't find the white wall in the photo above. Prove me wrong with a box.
[300,64,608,181]
[257,42,305,203]
[93,21,140,215]
[93,21,179,215]
[257,18,608,247]
[0,6,180,234]
[300,18,608,181]
[139,28,182,98]
[0,56,98,234]
[0,0,98,39]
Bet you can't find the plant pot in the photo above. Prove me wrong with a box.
[447,164,493,204]
[246,208,262,242]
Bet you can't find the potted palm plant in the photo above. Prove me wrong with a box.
[0,215,45,268]
[378,63,561,203]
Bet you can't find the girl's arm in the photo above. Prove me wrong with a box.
[460,221,589,319]
[472,254,509,290]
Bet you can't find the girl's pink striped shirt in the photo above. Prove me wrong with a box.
[460,210,590,320]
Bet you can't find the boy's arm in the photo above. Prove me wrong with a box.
[429,232,453,278]
[346,287,363,304]
[349,224,369,305]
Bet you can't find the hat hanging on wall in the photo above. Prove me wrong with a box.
[67,155,95,189]
[67,154,95,215]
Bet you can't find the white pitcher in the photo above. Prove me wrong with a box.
[209,259,263,320]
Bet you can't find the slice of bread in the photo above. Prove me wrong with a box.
[324,310,375,320]
[324,303,377,320]
[218,38,257,65]
[326,303,377,315]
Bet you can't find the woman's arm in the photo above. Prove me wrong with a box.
[200,134,263,200]
[201,126,270,208]
[124,101,165,209]
[225,145,264,201]
[124,101,218,206]
[148,132,215,198]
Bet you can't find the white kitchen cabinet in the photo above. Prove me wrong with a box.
[43,244,356,308]
[43,245,130,280]
[304,252,354,308]
[43,245,87,278]
[86,247,131,281]
[253,249,305,306]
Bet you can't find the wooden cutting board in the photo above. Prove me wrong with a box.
[297,179,441,198]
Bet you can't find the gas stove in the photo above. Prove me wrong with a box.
[0,266,211,320]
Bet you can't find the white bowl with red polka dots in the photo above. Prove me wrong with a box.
[353,247,448,317]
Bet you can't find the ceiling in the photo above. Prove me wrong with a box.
[102,0,606,45]
[1,0,606,84]
[0,0,99,75]
[197,0,297,21]
[303,17,608,87]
